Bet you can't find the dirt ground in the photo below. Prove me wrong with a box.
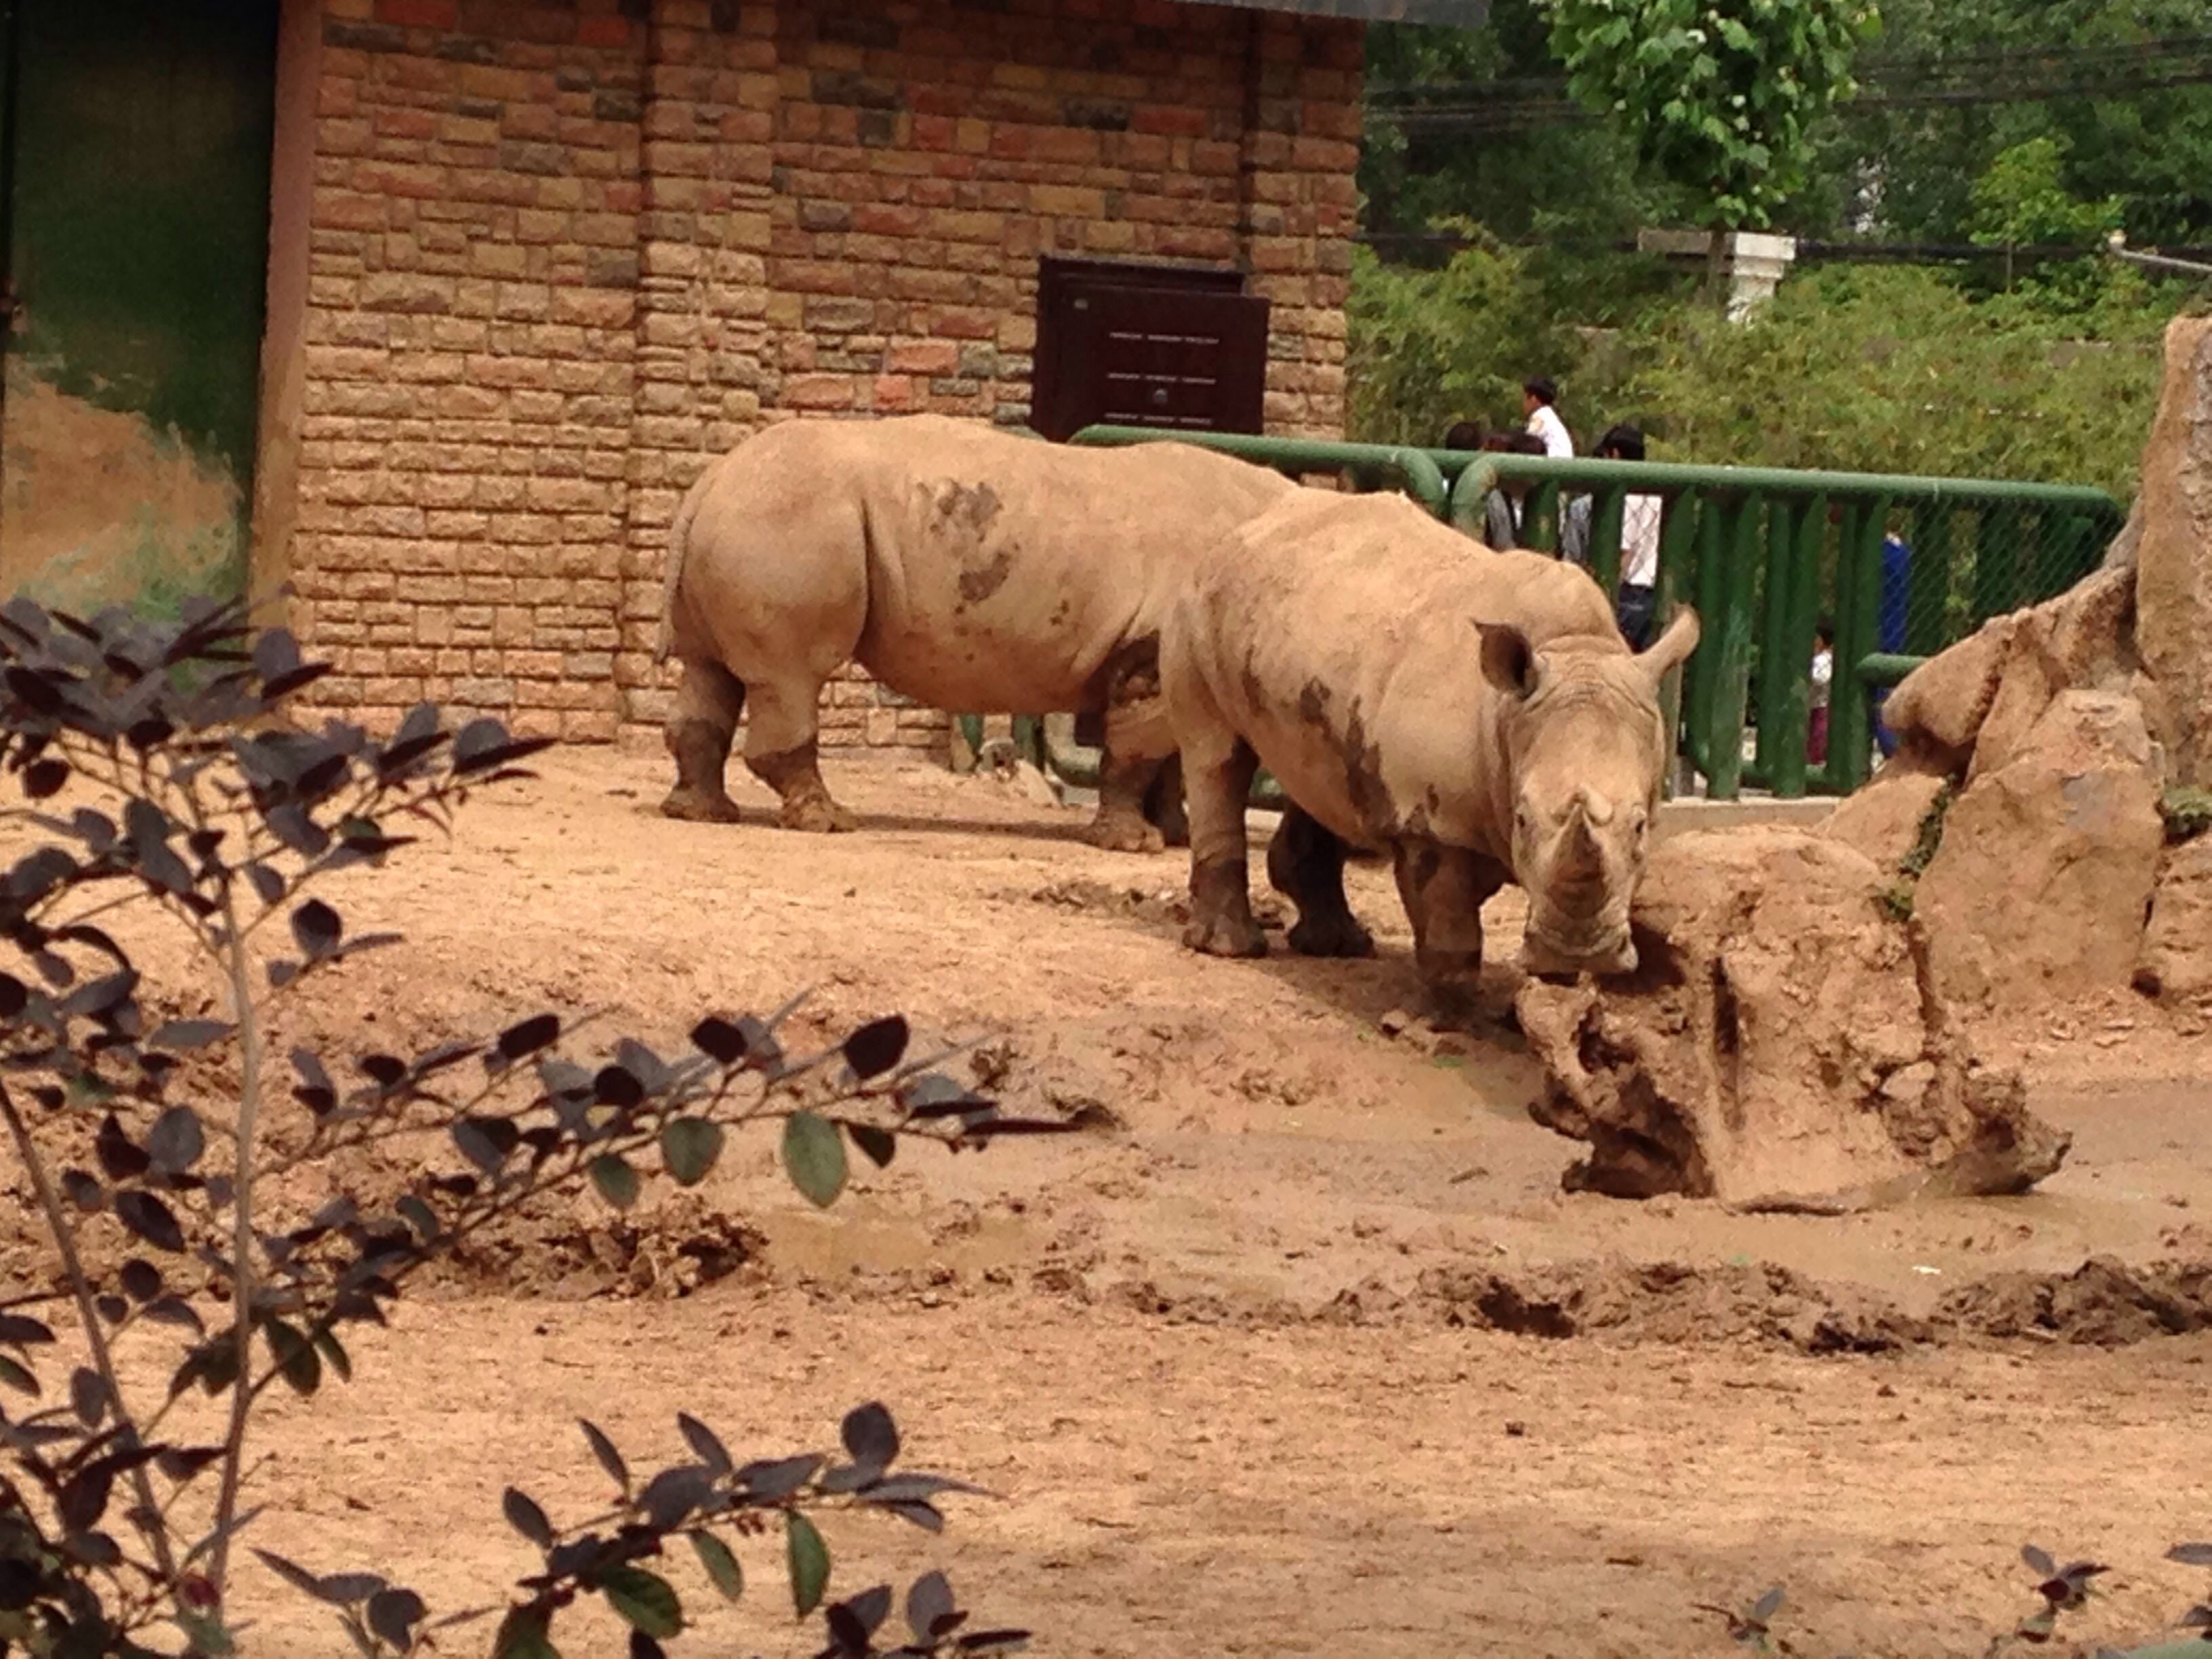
[11,745,2212,1656]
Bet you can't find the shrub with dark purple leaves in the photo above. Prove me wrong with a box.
[0,596,1054,1656]
[1715,1543,2212,1657]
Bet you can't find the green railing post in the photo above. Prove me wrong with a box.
[1906,502,1952,655]
[1753,495,1795,787]
[1704,493,1761,802]
[1654,495,1694,799]
[1827,495,1889,794]
[1685,493,1726,783]
[1767,491,1826,799]
[1523,480,1560,552]
[1972,503,2020,625]
[1589,484,1626,593]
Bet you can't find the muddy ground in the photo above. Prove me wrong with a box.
[8,746,2212,1656]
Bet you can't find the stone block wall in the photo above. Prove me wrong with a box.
[283,0,1361,749]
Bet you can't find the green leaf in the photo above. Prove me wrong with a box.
[785,1512,830,1617]
[492,1605,560,1659]
[589,1153,640,1210]
[0,1355,37,1395]
[660,1118,724,1188]
[173,1610,237,1656]
[264,1320,321,1397]
[600,1565,682,1639]
[780,1112,847,1209]
[691,1531,743,1602]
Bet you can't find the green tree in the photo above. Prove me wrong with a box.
[1543,0,1883,296]
[1811,0,2212,249]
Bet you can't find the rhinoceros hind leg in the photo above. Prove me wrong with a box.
[1267,804,1374,958]
[741,676,858,832]
[660,659,745,824]
[1086,746,1167,853]
[1179,738,1265,957]
[747,738,857,834]
[1143,754,1189,848]
[1084,648,1179,853]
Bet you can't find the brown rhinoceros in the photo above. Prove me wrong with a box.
[654,415,1297,848]
[1159,487,1700,1012]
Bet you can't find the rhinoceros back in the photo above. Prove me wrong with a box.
[663,415,1294,714]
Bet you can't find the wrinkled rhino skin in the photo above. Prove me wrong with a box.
[1159,489,1698,1015]
[655,415,1296,845]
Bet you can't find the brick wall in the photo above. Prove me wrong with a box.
[285,0,1361,749]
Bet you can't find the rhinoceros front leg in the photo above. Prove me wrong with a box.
[1391,840,1508,1025]
[741,672,859,834]
[1179,735,1266,958]
[1265,803,1374,958]
[661,659,746,824]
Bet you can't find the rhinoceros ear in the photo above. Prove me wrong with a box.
[1475,621,1538,700]
[1637,606,1701,684]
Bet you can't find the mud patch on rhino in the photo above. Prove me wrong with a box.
[958,548,1015,604]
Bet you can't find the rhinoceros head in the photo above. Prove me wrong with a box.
[1475,608,1701,978]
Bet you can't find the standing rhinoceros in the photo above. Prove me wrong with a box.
[654,415,1297,848]
[1159,487,1700,1013]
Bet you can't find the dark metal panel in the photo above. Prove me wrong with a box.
[1031,266,1270,443]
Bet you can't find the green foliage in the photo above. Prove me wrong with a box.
[1345,232,1589,445]
[1969,136,2125,253]
[0,597,1046,1656]
[1346,243,2184,497]
[1544,0,1881,233]
[2163,787,2212,845]
[1814,0,2212,248]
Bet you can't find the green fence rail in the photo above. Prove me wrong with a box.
[1445,453,2125,797]
[949,428,2124,808]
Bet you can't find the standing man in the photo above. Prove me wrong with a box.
[1523,375,1574,458]
[1595,423,1661,647]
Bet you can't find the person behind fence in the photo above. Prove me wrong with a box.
[1477,431,1547,549]
[1441,419,1484,451]
[1595,424,1661,647]
[1808,615,1835,766]
[1522,375,1574,457]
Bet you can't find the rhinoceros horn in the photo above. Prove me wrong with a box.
[1561,790,1605,879]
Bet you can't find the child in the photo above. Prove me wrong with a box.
[1808,617,1835,766]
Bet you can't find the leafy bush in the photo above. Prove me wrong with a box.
[1349,245,2190,499]
[0,595,1054,1655]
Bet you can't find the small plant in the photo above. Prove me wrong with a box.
[1878,779,1958,922]
[2160,787,2212,846]
[1696,1583,1786,1652]
[0,594,1058,1654]
[2004,1544,2109,1645]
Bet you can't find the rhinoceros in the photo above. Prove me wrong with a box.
[1158,487,1700,1012]
[654,415,1297,848]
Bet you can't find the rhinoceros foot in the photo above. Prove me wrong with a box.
[1287,913,1374,958]
[1183,913,1268,958]
[1084,814,1167,855]
[778,795,860,834]
[661,785,743,825]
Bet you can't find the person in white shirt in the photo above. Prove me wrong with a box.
[1809,617,1835,766]
[1577,422,1661,646]
[1522,375,1574,458]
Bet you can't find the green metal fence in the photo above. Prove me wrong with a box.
[1446,453,2125,797]
[952,428,2125,806]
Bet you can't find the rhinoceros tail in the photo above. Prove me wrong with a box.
[654,462,714,666]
